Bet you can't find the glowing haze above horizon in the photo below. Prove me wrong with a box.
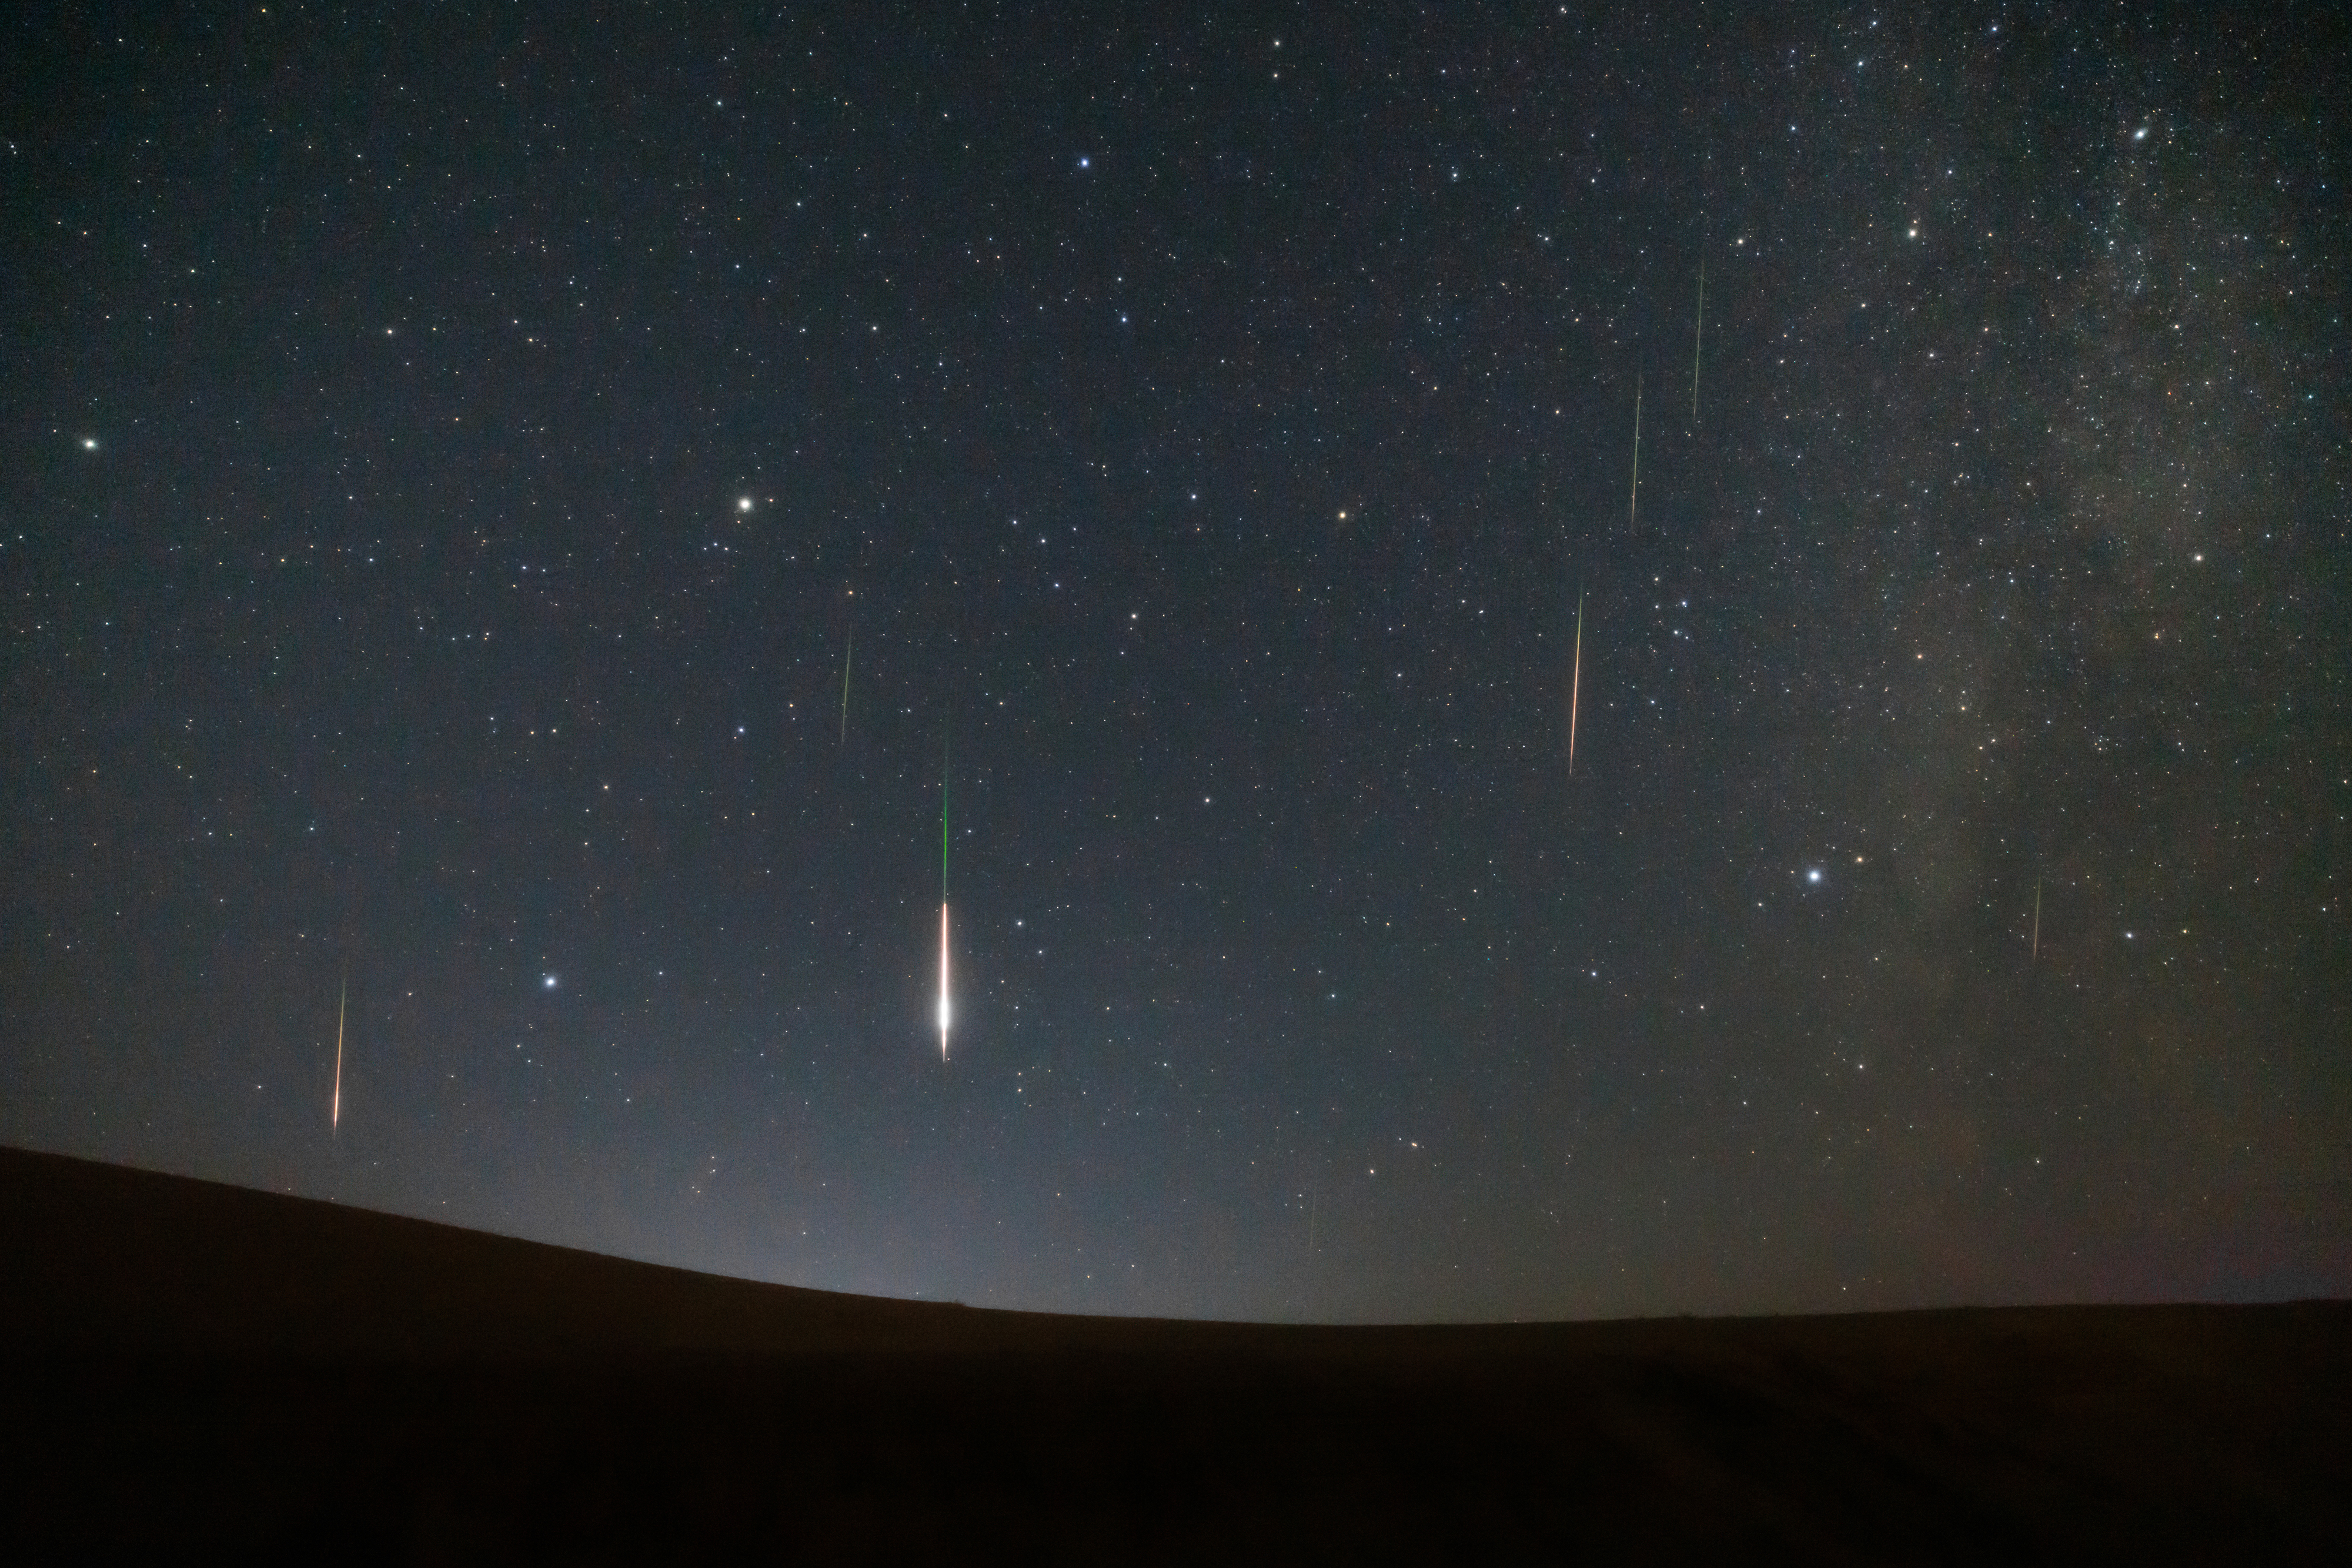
[4,2,2347,1321]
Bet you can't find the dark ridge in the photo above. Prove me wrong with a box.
[2,1145,2346,1562]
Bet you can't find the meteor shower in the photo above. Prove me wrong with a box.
[5,4,2346,1556]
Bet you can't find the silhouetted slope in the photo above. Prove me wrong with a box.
[0,1142,1013,1358]
[2,1146,2346,1562]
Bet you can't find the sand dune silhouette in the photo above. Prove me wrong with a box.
[4,1145,2345,1560]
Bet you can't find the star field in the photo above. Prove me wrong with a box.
[2,2,2346,1320]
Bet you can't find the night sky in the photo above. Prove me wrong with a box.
[5,3,2347,1322]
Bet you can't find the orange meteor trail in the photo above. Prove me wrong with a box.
[937,727,951,1060]
[330,972,346,1133]
[1569,588,1585,776]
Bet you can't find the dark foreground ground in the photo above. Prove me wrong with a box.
[2,1147,2345,1563]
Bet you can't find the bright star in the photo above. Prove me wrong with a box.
[543,974,559,989]
[81,437,98,451]
[737,496,753,512]
[1806,869,1823,884]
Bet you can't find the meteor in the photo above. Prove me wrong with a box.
[937,728,951,1060]
[1628,372,1642,533]
[1569,587,1585,776]
[2032,878,2042,961]
[840,627,852,744]
[330,972,347,1134]
[1690,257,1705,427]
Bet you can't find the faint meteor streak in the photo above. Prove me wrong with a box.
[1690,258,1705,426]
[330,972,347,1133]
[839,628,852,744]
[2032,879,2042,961]
[1569,587,1585,776]
[1628,372,1642,532]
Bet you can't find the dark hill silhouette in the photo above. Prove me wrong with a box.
[2,1145,2345,1562]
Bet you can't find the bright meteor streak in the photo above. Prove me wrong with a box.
[330,972,346,1133]
[937,726,951,1061]
[938,903,951,1059]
